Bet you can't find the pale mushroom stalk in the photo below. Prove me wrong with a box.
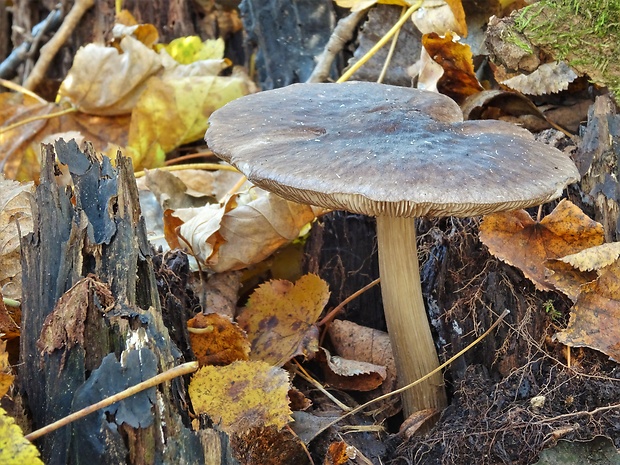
[205,81,580,418]
[376,216,447,413]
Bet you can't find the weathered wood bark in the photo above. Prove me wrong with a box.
[20,140,237,464]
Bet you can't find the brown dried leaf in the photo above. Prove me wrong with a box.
[501,62,579,96]
[237,274,329,366]
[0,295,19,340]
[324,441,356,465]
[0,341,14,398]
[37,277,114,368]
[318,347,386,392]
[187,313,250,366]
[188,360,292,435]
[231,425,309,465]
[57,36,162,115]
[479,200,605,291]
[203,271,242,318]
[173,190,316,273]
[421,31,483,104]
[0,175,33,301]
[545,260,597,302]
[555,260,620,361]
[412,0,467,37]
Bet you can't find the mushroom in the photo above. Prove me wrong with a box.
[205,82,579,416]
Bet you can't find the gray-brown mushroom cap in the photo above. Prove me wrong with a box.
[206,82,579,217]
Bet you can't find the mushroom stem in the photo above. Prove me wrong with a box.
[375,215,447,417]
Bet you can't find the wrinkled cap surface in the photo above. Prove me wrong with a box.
[206,82,579,217]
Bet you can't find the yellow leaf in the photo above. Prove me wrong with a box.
[559,242,620,272]
[187,313,250,366]
[160,37,225,64]
[126,74,253,170]
[335,0,411,12]
[0,407,43,464]
[237,274,329,366]
[188,360,292,435]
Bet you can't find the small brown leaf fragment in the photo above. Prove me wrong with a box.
[288,387,312,411]
[188,360,292,435]
[555,260,620,361]
[324,441,355,465]
[480,200,605,291]
[398,409,439,439]
[318,347,386,392]
[203,271,242,318]
[187,312,249,366]
[37,276,114,368]
[0,294,19,340]
[0,341,14,398]
[238,274,329,366]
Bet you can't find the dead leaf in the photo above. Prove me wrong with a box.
[555,260,620,361]
[202,271,242,318]
[479,200,605,291]
[421,31,483,103]
[231,425,310,465]
[398,409,439,439]
[237,274,329,366]
[324,441,356,465]
[57,36,163,115]
[188,360,292,435]
[0,295,19,340]
[0,407,44,464]
[0,175,33,301]
[126,73,254,169]
[558,242,620,272]
[318,347,386,391]
[545,260,597,302]
[172,190,316,273]
[328,319,399,416]
[187,313,250,366]
[37,277,114,369]
[412,0,467,37]
[501,61,579,95]
[0,341,14,398]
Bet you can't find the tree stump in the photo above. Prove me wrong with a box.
[20,140,237,464]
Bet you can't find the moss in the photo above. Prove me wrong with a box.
[514,0,620,98]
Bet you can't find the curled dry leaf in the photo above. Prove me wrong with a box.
[202,271,242,318]
[237,274,329,366]
[558,242,620,272]
[413,0,467,37]
[188,360,292,435]
[480,200,605,291]
[420,31,483,104]
[170,189,316,273]
[0,341,14,398]
[57,36,163,115]
[555,259,620,362]
[318,347,387,392]
[0,175,33,301]
[187,313,250,366]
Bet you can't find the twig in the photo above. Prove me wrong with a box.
[337,0,423,83]
[133,163,240,178]
[24,0,96,91]
[0,78,47,103]
[318,278,380,327]
[307,9,368,83]
[25,361,199,442]
[308,309,511,442]
[377,6,406,83]
[0,107,77,135]
[0,6,63,80]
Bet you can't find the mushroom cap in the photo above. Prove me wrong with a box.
[206,82,579,217]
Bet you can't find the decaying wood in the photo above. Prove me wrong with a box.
[20,140,237,464]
